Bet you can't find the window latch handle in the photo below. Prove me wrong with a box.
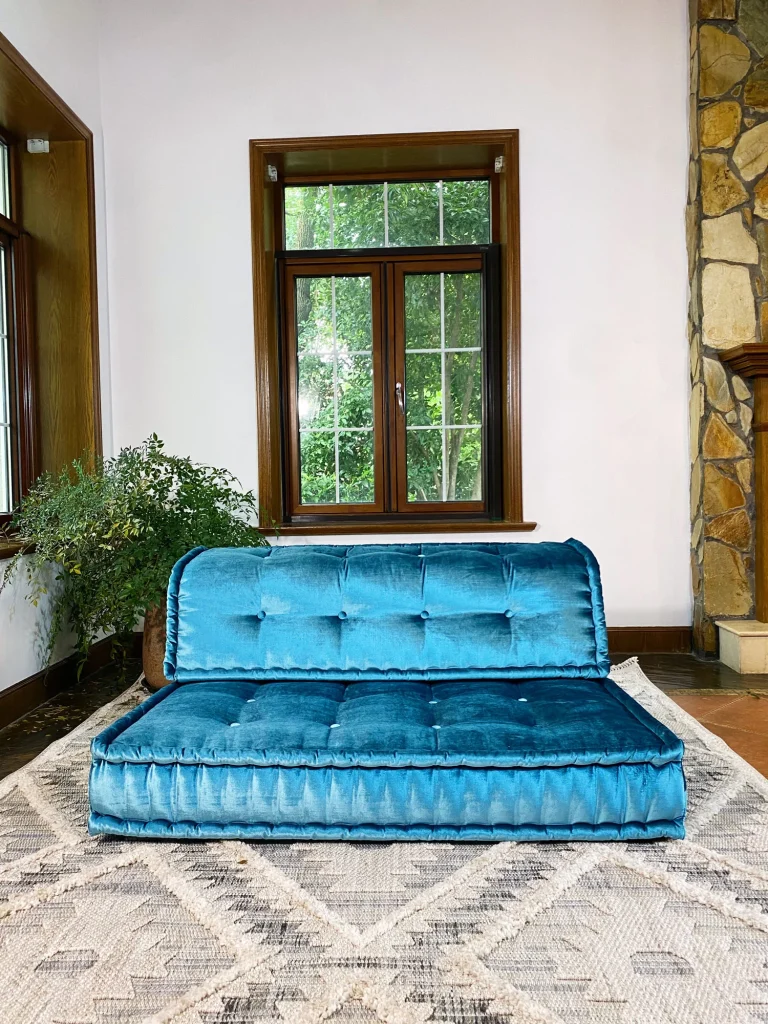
[395,381,405,414]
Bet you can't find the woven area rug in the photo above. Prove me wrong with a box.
[1,660,768,1024]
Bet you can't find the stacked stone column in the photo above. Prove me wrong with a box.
[688,0,768,653]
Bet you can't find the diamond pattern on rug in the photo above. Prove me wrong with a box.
[0,860,237,1024]
[480,859,768,1024]
[0,786,61,865]
[31,748,93,831]
[250,841,495,927]
[162,842,333,955]
[680,746,737,820]
[0,660,767,1024]
[693,781,768,867]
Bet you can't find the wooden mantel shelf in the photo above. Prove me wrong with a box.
[719,344,768,377]
[718,344,768,622]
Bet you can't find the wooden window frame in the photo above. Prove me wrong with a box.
[250,130,534,535]
[0,28,102,548]
[0,134,35,527]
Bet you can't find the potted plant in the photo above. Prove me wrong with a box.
[1,435,268,689]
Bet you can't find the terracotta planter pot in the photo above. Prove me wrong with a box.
[142,602,171,691]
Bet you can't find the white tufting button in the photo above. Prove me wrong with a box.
[433,725,441,730]
[428,700,438,704]
[246,699,256,703]
[330,723,341,729]
[230,722,241,727]
[518,698,528,702]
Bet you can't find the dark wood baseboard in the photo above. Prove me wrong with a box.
[0,632,142,731]
[0,626,691,732]
[607,626,692,655]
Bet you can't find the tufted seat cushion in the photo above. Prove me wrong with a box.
[89,677,686,841]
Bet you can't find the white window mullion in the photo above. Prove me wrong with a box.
[331,275,340,503]
[438,180,444,245]
[384,182,389,247]
[328,184,334,249]
[440,272,447,502]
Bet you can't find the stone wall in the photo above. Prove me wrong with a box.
[688,0,768,653]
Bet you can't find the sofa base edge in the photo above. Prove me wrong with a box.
[87,813,685,842]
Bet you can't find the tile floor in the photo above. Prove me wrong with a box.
[668,690,768,776]
[0,653,767,780]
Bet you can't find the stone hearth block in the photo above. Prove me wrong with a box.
[718,619,768,672]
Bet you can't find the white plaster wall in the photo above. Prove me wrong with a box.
[99,0,692,628]
[0,0,109,690]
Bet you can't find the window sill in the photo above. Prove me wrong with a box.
[264,520,537,537]
[0,539,26,560]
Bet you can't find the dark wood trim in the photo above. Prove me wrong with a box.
[251,130,523,534]
[266,519,537,535]
[0,211,19,238]
[250,144,282,527]
[500,133,522,522]
[607,626,693,655]
[719,344,768,620]
[283,168,493,186]
[0,538,23,558]
[0,29,102,505]
[13,231,38,492]
[84,134,102,455]
[0,30,92,141]
[718,344,768,378]
[0,632,142,731]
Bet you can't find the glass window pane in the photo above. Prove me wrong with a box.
[339,431,375,502]
[338,354,373,428]
[405,352,442,427]
[387,181,440,247]
[298,353,334,429]
[284,186,330,249]
[446,428,483,501]
[407,428,442,503]
[403,269,484,504]
[0,246,9,514]
[0,246,7,426]
[332,184,385,248]
[296,274,375,505]
[404,275,440,350]
[442,179,490,245]
[447,350,482,426]
[0,142,10,220]
[444,272,482,348]
[0,427,10,515]
[299,431,336,504]
[284,178,490,250]
[335,276,372,351]
[296,277,333,353]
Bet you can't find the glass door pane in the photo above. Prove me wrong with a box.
[402,269,483,504]
[294,273,376,505]
[0,244,11,514]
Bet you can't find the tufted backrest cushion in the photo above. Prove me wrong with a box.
[164,540,610,683]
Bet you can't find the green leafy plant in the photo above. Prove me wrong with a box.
[1,435,268,671]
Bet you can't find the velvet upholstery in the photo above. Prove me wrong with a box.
[89,677,685,840]
[89,540,686,841]
[164,541,610,683]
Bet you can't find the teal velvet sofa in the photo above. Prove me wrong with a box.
[88,541,686,841]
